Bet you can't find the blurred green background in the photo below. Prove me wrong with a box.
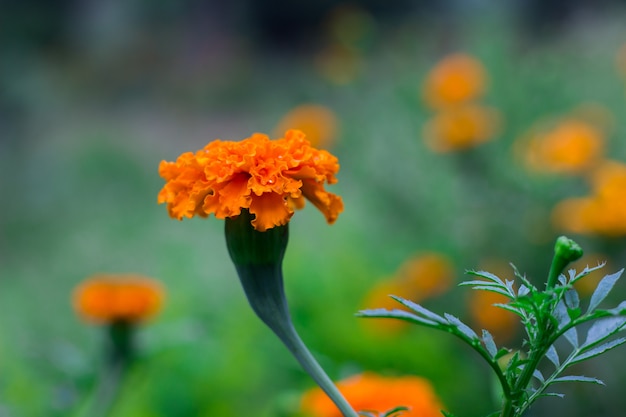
[2,1,626,416]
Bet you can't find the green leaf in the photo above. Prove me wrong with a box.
[587,269,624,313]
[564,288,580,310]
[570,263,607,285]
[444,313,479,341]
[357,308,439,327]
[583,316,626,348]
[572,337,626,364]
[440,411,460,417]
[563,327,579,348]
[466,270,506,286]
[539,392,565,399]
[390,296,449,324]
[551,375,605,385]
[380,406,409,416]
[482,329,497,357]
[546,345,560,368]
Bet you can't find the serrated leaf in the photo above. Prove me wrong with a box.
[551,375,605,385]
[563,327,579,348]
[381,406,409,417]
[357,308,438,326]
[493,303,524,317]
[554,300,572,329]
[583,316,626,348]
[495,348,511,360]
[518,284,530,297]
[389,296,448,324]
[482,329,497,357]
[464,285,512,298]
[444,313,479,340]
[604,300,626,315]
[573,337,626,364]
[466,270,506,285]
[546,345,560,368]
[571,263,607,285]
[565,289,580,310]
[539,392,565,398]
[587,269,624,313]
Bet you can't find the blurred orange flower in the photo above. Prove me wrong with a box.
[300,372,444,417]
[73,274,164,324]
[423,104,501,152]
[552,161,626,236]
[468,289,518,343]
[518,118,605,174]
[362,253,454,334]
[274,105,339,149]
[158,130,344,232]
[422,53,487,110]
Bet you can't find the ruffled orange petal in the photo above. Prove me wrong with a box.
[300,179,344,224]
[249,192,294,232]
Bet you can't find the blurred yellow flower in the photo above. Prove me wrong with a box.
[158,130,344,232]
[518,118,605,174]
[73,274,164,324]
[422,53,487,110]
[274,105,339,149]
[423,104,501,152]
[300,372,444,417]
[552,161,626,236]
[362,253,454,334]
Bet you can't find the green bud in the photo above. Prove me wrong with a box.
[554,236,583,264]
[547,236,584,290]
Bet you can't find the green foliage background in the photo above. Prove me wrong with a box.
[2,7,626,417]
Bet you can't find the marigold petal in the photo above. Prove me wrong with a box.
[248,192,294,232]
[300,179,344,224]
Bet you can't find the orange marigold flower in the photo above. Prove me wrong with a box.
[73,274,164,324]
[158,129,344,232]
[552,161,626,236]
[274,105,339,149]
[300,372,445,417]
[518,118,605,175]
[423,104,500,152]
[422,53,487,110]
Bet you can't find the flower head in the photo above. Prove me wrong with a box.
[517,117,605,175]
[552,161,626,236]
[158,130,344,232]
[422,53,487,110]
[422,104,500,152]
[300,372,444,417]
[274,105,339,149]
[73,274,164,324]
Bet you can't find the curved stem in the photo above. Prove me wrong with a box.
[235,264,358,417]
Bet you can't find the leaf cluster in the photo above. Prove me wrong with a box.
[358,261,626,417]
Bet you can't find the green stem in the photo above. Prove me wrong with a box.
[235,264,358,417]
